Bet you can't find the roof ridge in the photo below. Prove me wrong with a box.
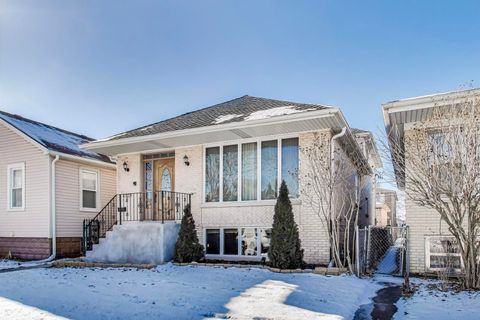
[0,109,94,141]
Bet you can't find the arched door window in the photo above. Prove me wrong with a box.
[161,168,172,191]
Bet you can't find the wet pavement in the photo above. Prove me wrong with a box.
[353,282,403,320]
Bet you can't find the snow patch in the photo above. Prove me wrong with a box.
[244,106,317,121]
[212,114,243,124]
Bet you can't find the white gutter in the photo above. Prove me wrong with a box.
[47,151,116,169]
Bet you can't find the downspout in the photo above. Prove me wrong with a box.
[41,155,60,262]
[329,127,347,266]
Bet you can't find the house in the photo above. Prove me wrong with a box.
[351,128,382,228]
[0,111,116,260]
[375,188,397,227]
[82,95,381,265]
[382,88,480,274]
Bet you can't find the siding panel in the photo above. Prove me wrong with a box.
[0,122,50,238]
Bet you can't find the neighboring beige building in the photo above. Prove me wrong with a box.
[83,96,380,265]
[382,88,479,274]
[0,111,116,259]
[375,188,397,226]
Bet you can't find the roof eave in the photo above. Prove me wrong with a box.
[82,108,340,151]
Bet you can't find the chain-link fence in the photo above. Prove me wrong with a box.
[356,225,409,278]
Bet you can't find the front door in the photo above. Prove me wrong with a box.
[154,158,175,220]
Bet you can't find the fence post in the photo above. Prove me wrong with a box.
[366,225,372,272]
[119,194,122,225]
[355,225,360,277]
[405,225,410,277]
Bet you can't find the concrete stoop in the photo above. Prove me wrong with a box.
[84,221,180,265]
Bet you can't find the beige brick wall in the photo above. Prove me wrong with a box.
[117,129,355,265]
[404,129,451,274]
[116,154,143,194]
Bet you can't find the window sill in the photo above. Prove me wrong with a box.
[80,208,99,213]
[201,199,301,208]
[7,207,25,212]
[205,254,267,261]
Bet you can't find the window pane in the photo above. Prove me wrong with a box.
[241,228,257,256]
[260,228,272,256]
[282,138,299,198]
[205,147,220,202]
[242,143,257,201]
[12,189,22,208]
[261,141,278,200]
[206,229,220,254]
[12,170,22,188]
[82,172,97,191]
[144,162,153,211]
[223,145,238,201]
[83,190,97,209]
[224,229,238,255]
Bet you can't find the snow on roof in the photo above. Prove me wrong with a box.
[0,110,113,164]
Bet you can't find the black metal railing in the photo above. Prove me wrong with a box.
[82,191,192,253]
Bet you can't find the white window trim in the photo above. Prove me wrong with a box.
[203,134,299,204]
[7,162,26,212]
[425,235,464,272]
[203,226,272,260]
[79,168,100,212]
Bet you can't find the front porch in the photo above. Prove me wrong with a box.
[82,190,192,255]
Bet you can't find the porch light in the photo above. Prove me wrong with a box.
[123,161,130,172]
[183,155,190,166]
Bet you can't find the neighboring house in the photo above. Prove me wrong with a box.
[375,188,397,227]
[382,88,479,274]
[351,128,382,228]
[0,111,116,260]
[83,95,381,265]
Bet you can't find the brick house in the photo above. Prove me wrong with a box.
[382,88,480,274]
[83,95,380,265]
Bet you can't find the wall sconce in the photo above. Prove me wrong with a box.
[123,161,130,172]
[183,155,190,166]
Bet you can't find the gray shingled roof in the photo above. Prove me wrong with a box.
[108,95,330,141]
[351,128,369,135]
[0,110,113,164]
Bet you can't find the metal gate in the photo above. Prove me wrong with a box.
[356,225,409,277]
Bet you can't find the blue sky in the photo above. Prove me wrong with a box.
[1,0,479,139]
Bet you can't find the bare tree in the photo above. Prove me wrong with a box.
[301,132,367,273]
[381,92,480,289]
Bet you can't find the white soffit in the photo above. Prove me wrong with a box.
[85,113,343,156]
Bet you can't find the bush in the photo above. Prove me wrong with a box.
[268,181,304,269]
[173,204,204,263]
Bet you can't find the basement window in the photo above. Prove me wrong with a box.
[425,236,463,272]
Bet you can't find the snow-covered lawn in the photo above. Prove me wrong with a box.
[0,263,381,320]
[395,278,480,320]
[0,259,22,270]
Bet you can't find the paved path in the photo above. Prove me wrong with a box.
[353,280,403,320]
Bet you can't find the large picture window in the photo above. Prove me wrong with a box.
[223,145,238,201]
[205,147,220,202]
[80,169,98,210]
[7,163,25,210]
[242,143,257,201]
[204,137,299,202]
